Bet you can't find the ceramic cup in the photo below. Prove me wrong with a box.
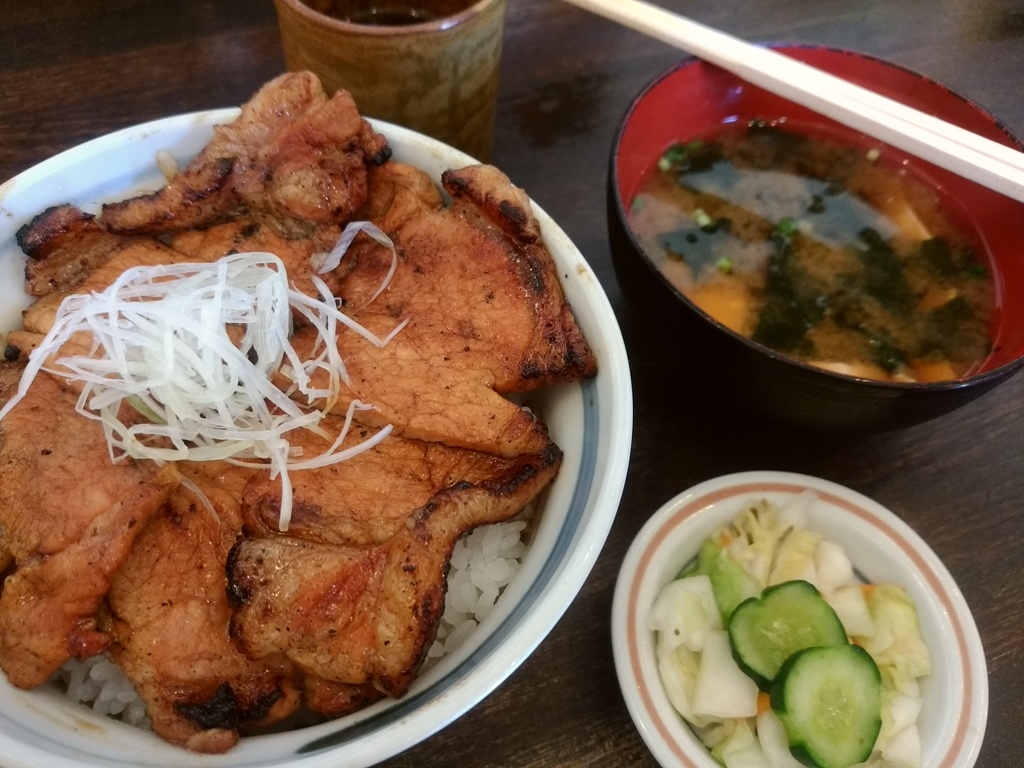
[273,0,506,160]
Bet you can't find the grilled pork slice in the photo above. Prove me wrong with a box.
[4,224,203,389]
[102,463,299,754]
[20,235,205,338]
[0,363,27,574]
[10,233,213,386]
[0,361,24,419]
[288,163,596,457]
[227,441,560,710]
[97,72,315,234]
[99,72,390,237]
[240,420,539,546]
[358,161,445,234]
[300,675,385,719]
[17,205,127,297]
[168,217,340,300]
[254,83,389,232]
[438,164,596,391]
[106,161,444,310]
[0,369,177,688]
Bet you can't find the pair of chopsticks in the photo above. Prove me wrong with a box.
[563,0,1024,204]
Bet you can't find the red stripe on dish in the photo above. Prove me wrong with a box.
[627,481,973,768]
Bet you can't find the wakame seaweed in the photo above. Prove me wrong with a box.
[751,229,820,353]
[856,228,913,313]
[920,237,958,278]
[659,218,734,273]
[629,121,995,381]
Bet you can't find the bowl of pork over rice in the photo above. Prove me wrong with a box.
[0,72,632,768]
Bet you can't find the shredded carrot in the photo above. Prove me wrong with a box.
[861,583,877,600]
[716,532,734,547]
[757,691,771,714]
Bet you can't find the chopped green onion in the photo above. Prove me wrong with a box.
[657,144,686,171]
[776,218,798,237]
[658,141,704,171]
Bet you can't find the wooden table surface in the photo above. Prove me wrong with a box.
[2,0,1022,766]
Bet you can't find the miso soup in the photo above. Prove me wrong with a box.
[628,121,995,382]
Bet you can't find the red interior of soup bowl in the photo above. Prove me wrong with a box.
[612,45,1024,377]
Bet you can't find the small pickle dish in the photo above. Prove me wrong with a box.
[611,470,987,768]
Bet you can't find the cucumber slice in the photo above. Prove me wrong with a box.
[770,644,882,768]
[728,580,848,689]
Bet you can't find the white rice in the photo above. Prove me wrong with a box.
[58,654,151,728]
[426,516,530,661]
[57,513,533,728]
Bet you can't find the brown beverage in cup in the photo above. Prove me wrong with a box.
[306,0,468,25]
[274,0,506,160]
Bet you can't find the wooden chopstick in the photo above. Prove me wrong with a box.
[563,0,1024,202]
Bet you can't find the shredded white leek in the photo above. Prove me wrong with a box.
[0,243,403,532]
[312,221,399,309]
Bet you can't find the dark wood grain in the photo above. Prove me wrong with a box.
[1,1,1022,766]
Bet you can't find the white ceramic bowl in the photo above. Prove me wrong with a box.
[0,112,633,767]
[612,471,987,768]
